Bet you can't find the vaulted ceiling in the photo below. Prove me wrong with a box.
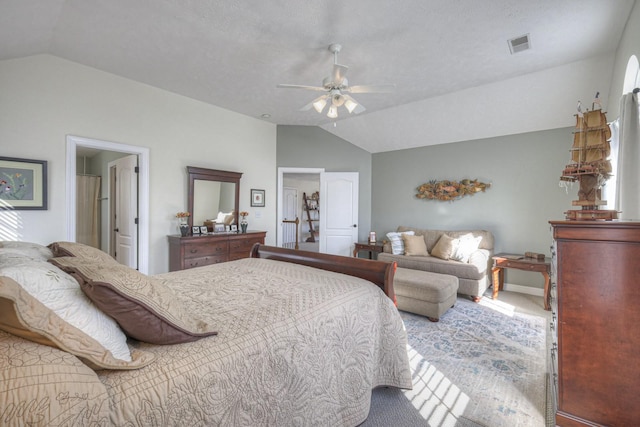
[1,0,635,152]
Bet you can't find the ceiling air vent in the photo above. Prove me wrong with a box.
[508,34,531,54]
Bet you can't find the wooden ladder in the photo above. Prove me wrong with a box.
[303,192,317,243]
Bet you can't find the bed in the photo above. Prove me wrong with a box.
[0,241,411,426]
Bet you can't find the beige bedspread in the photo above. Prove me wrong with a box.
[98,258,411,426]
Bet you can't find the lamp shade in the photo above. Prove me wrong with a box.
[313,97,327,113]
[327,105,338,118]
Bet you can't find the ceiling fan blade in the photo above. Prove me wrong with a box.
[332,64,348,86]
[300,95,329,112]
[347,84,396,94]
[277,84,326,92]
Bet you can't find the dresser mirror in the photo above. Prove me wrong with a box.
[187,166,242,230]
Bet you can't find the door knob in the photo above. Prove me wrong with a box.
[352,224,357,228]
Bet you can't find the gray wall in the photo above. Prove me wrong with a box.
[372,127,577,290]
[276,125,373,242]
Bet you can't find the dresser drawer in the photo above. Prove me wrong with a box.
[183,241,228,259]
[229,236,263,259]
[184,255,226,269]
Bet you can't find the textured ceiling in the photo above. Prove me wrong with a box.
[0,0,635,152]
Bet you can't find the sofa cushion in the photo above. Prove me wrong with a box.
[430,234,458,260]
[386,231,415,255]
[378,251,489,281]
[396,227,494,253]
[402,234,428,256]
[450,234,483,263]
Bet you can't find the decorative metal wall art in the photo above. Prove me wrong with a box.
[416,179,490,202]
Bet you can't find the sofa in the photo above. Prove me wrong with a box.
[378,226,494,301]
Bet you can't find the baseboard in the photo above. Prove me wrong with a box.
[502,282,544,297]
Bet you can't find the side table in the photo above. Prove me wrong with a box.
[353,242,384,259]
[491,253,551,310]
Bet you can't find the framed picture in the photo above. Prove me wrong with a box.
[0,157,48,210]
[192,226,201,235]
[369,232,377,244]
[213,223,225,233]
[251,189,265,207]
[199,226,208,234]
[230,224,238,232]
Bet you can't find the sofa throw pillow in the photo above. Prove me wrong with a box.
[450,234,483,263]
[49,257,218,345]
[0,275,155,370]
[431,234,459,260]
[386,231,415,255]
[402,234,429,256]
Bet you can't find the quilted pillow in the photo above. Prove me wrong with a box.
[0,241,53,265]
[50,257,218,345]
[402,234,429,256]
[0,274,155,370]
[0,261,131,361]
[450,234,483,263]
[386,231,415,255]
[48,241,117,264]
[431,234,459,260]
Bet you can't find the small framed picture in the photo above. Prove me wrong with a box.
[199,226,208,234]
[231,224,238,232]
[369,232,377,244]
[192,226,200,235]
[251,189,265,207]
[214,223,225,233]
[225,225,231,232]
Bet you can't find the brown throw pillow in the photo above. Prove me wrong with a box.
[430,234,458,260]
[402,234,429,256]
[49,257,218,345]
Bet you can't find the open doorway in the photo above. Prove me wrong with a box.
[277,168,322,252]
[66,135,150,274]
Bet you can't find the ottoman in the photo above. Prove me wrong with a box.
[394,268,459,322]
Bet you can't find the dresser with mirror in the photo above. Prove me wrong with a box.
[168,166,266,271]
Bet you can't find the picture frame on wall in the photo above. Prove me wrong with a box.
[251,189,265,207]
[0,156,48,210]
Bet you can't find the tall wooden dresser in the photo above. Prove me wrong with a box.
[168,231,266,271]
[549,221,640,426]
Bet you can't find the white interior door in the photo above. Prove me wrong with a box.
[110,155,138,269]
[319,172,359,256]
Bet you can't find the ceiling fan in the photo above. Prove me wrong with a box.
[277,44,395,118]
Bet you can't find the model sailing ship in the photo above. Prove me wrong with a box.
[560,93,618,220]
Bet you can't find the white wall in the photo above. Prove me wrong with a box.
[608,0,640,117]
[0,54,277,274]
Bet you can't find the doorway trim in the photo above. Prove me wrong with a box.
[276,167,324,247]
[66,135,150,274]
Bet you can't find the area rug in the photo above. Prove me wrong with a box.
[363,296,547,427]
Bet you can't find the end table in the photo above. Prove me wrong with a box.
[491,253,551,310]
[353,242,384,259]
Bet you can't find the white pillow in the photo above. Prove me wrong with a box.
[386,231,415,255]
[450,234,482,263]
[0,261,132,361]
[215,211,232,223]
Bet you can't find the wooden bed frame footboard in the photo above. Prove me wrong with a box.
[250,244,397,302]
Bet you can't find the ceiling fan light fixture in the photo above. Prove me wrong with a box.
[327,105,338,118]
[344,98,358,113]
[332,93,345,107]
[313,97,327,113]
